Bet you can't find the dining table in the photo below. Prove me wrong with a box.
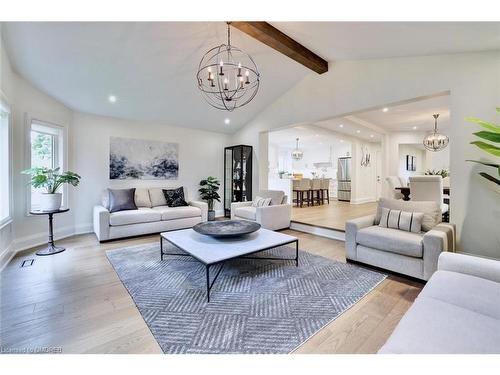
[395,186,450,201]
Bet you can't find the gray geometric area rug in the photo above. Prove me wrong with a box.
[106,242,386,354]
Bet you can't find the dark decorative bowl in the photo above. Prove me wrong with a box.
[193,220,261,238]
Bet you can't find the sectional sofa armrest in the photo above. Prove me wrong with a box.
[189,200,208,222]
[422,223,456,280]
[438,252,500,283]
[93,205,110,241]
[230,201,253,219]
[256,204,292,231]
[345,214,376,261]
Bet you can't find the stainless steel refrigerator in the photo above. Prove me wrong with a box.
[337,157,351,202]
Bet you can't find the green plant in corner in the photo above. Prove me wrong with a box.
[21,167,81,193]
[465,107,500,186]
[198,176,221,220]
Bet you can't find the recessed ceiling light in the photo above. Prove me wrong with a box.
[224,118,230,125]
[356,130,361,134]
[108,95,117,103]
[340,139,344,143]
[412,126,418,130]
[382,107,389,112]
[315,134,319,137]
[339,124,344,128]
[370,134,374,138]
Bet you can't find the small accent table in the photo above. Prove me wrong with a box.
[30,208,70,256]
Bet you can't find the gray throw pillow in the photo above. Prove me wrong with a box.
[108,188,138,213]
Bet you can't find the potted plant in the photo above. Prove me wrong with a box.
[22,167,81,211]
[424,169,449,178]
[198,176,221,221]
[465,108,500,188]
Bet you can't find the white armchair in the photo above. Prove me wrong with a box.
[345,198,456,280]
[231,190,291,231]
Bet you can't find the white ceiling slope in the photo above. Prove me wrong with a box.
[3,22,498,134]
[2,22,309,133]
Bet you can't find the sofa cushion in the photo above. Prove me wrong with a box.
[152,205,201,221]
[420,270,500,320]
[149,188,168,207]
[135,188,152,208]
[357,226,423,258]
[375,198,441,231]
[379,294,500,353]
[109,207,161,226]
[234,206,257,220]
[257,190,285,206]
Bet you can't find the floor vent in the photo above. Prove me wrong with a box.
[20,259,35,268]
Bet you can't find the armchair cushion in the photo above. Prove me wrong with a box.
[357,226,423,258]
[234,206,257,220]
[257,190,285,206]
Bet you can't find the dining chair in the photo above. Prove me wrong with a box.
[409,176,449,220]
[320,178,331,204]
[386,176,404,200]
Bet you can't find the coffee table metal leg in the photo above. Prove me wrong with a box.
[295,240,299,267]
[205,262,225,303]
[160,236,163,260]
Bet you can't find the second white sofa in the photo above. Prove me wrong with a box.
[93,187,207,241]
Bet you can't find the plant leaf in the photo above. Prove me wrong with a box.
[465,117,500,133]
[473,131,500,143]
[470,141,500,157]
[479,172,500,186]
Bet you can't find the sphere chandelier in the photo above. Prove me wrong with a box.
[291,138,304,160]
[196,22,260,111]
[423,114,449,152]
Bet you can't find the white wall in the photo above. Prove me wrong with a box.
[351,140,381,203]
[1,35,75,267]
[72,113,229,231]
[231,51,500,258]
[398,144,425,181]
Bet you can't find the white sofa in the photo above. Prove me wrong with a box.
[379,252,500,353]
[231,190,291,231]
[93,187,207,241]
[345,198,456,281]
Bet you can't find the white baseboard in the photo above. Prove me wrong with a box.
[350,197,377,205]
[0,242,16,272]
[290,222,346,241]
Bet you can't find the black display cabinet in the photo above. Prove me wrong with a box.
[224,145,253,217]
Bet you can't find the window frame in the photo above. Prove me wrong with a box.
[25,115,68,215]
[0,92,13,229]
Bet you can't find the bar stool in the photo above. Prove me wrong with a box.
[292,179,308,207]
[320,178,330,204]
[310,178,322,206]
[299,178,312,207]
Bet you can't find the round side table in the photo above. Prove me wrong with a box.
[30,208,70,256]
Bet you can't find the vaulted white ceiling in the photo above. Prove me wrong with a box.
[2,22,498,134]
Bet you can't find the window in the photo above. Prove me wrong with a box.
[0,97,11,227]
[29,121,65,210]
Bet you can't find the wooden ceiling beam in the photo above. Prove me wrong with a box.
[230,22,328,75]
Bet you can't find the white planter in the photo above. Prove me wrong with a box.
[40,193,62,211]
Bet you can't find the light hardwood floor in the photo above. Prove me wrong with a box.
[0,230,423,354]
[291,200,378,231]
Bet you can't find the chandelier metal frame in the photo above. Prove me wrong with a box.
[196,22,260,111]
[423,114,449,152]
[291,138,304,161]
